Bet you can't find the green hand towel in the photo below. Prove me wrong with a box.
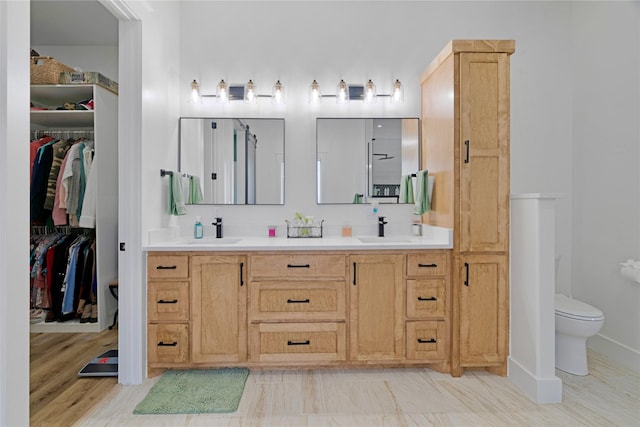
[188,175,204,204]
[400,174,414,204]
[353,193,362,204]
[169,174,187,215]
[412,170,430,215]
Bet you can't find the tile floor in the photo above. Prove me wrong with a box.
[75,350,639,426]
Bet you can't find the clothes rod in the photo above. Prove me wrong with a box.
[34,129,94,139]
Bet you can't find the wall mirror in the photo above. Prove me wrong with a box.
[316,118,420,204]
[179,117,285,205]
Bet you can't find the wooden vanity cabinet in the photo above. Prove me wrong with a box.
[405,252,450,366]
[191,255,247,364]
[147,254,190,370]
[349,254,404,361]
[248,253,348,364]
[421,40,514,376]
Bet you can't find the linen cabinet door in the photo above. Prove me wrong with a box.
[191,255,247,363]
[458,52,510,253]
[456,254,508,369]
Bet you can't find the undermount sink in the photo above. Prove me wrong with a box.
[183,237,242,245]
[357,236,413,244]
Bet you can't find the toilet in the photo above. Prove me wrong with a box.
[555,293,604,375]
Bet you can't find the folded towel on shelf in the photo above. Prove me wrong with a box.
[399,174,415,204]
[169,174,187,215]
[188,175,204,204]
[353,193,363,204]
[412,170,430,215]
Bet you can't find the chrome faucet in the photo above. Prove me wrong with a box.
[212,217,223,238]
[378,216,388,237]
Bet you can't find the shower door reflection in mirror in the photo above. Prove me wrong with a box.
[316,118,419,204]
[180,118,285,205]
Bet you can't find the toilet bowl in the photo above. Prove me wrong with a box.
[555,294,604,375]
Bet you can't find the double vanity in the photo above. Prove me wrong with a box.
[145,228,454,377]
[146,39,515,379]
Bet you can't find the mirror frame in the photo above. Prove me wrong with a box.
[315,117,421,205]
[178,117,286,205]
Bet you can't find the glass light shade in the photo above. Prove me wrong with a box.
[190,79,201,103]
[336,79,349,103]
[309,80,321,104]
[390,79,404,104]
[244,79,257,103]
[364,79,376,103]
[216,79,228,103]
[272,80,284,104]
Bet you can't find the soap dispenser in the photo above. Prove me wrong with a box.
[194,216,204,239]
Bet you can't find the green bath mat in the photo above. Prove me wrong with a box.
[133,368,249,414]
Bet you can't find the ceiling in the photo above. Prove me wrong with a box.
[31,0,118,47]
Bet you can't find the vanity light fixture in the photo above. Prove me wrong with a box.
[364,79,377,103]
[309,79,321,104]
[309,78,403,104]
[190,79,201,103]
[336,79,349,103]
[193,78,285,104]
[272,80,285,104]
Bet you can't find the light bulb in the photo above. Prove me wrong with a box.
[272,80,284,104]
[309,79,321,104]
[245,79,256,103]
[365,79,376,103]
[190,79,200,103]
[337,79,348,103]
[216,79,228,103]
[391,79,403,104]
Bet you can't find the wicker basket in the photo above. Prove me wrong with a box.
[31,56,75,85]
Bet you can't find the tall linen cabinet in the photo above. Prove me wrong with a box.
[420,40,515,376]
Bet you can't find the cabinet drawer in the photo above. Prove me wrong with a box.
[148,255,189,279]
[406,321,446,361]
[250,254,346,278]
[148,281,189,321]
[148,323,189,364]
[406,279,446,318]
[250,281,345,321]
[406,252,448,277]
[250,322,346,362]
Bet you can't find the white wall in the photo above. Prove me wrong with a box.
[0,2,30,424]
[570,2,640,371]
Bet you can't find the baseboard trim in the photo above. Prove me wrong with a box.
[588,333,640,374]
[508,357,563,403]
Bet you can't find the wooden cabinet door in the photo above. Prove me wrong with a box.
[457,254,508,366]
[459,52,510,253]
[191,255,247,363]
[349,254,404,361]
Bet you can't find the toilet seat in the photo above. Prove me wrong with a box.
[555,294,604,321]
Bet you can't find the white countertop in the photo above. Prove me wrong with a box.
[144,226,453,252]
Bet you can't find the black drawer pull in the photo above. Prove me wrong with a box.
[156,265,177,270]
[417,296,437,301]
[418,338,436,344]
[157,299,178,304]
[287,340,310,346]
[418,263,438,268]
[240,262,244,286]
[287,298,310,304]
[287,264,310,268]
[157,341,178,347]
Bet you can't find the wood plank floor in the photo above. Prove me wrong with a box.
[75,349,640,426]
[30,328,118,427]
